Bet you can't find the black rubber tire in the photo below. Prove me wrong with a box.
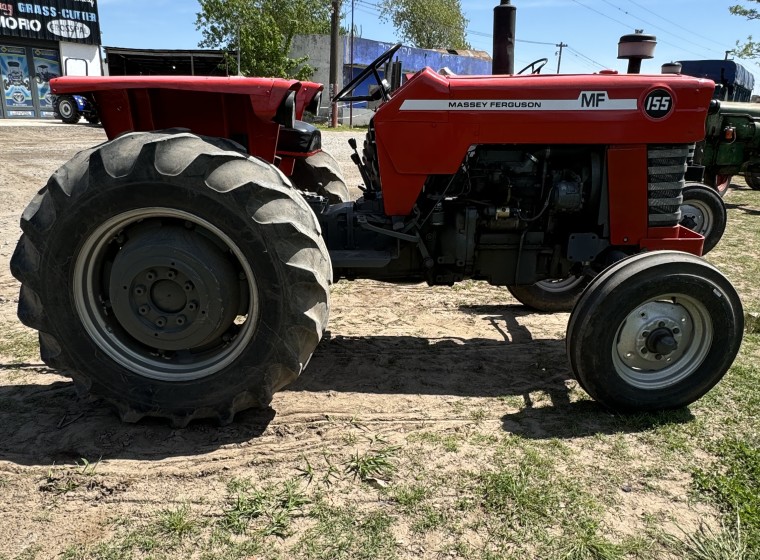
[680,183,727,254]
[55,95,80,124]
[745,171,760,190]
[84,114,100,125]
[703,172,732,197]
[507,275,590,313]
[566,251,743,412]
[290,150,350,203]
[10,131,331,426]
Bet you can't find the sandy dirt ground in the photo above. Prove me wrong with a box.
[0,122,714,558]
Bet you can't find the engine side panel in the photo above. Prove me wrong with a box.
[374,68,714,217]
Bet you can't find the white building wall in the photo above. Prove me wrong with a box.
[59,41,102,76]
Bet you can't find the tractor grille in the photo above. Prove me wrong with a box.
[647,145,689,227]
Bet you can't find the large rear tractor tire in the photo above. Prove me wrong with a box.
[291,150,351,203]
[10,131,332,426]
[567,252,742,412]
[55,95,80,124]
[679,183,727,254]
[507,275,590,313]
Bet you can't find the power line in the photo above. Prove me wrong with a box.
[627,0,732,50]
[566,46,606,69]
[599,0,718,58]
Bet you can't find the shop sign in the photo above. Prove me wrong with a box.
[0,1,100,45]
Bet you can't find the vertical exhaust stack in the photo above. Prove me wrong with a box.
[493,0,516,75]
[618,31,657,74]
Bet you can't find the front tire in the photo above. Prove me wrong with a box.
[290,150,350,203]
[680,183,727,254]
[566,252,743,411]
[745,170,760,190]
[507,275,590,313]
[11,131,331,426]
[55,95,80,124]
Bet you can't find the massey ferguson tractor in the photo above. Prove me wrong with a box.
[11,3,745,426]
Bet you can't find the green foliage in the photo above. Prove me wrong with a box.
[730,2,760,58]
[296,503,398,560]
[344,445,399,482]
[222,478,309,537]
[379,0,470,50]
[196,0,332,79]
[693,437,760,555]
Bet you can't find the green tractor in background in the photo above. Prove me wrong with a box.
[676,59,760,195]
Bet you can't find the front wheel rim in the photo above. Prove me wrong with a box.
[612,294,712,390]
[681,199,714,236]
[73,207,259,382]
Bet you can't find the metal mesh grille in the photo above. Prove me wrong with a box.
[647,145,688,226]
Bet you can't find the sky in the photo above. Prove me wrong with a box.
[97,0,760,81]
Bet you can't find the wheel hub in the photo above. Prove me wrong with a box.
[109,225,241,351]
[616,301,692,371]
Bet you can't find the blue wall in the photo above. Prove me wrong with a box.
[341,37,491,101]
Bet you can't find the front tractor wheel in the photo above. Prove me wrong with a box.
[507,275,590,313]
[11,131,331,426]
[566,252,743,412]
[290,150,351,203]
[679,183,727,254]
[55,95,80,124]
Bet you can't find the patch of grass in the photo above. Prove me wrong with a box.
[0,329,39,362]
[389,483,429,510]
[692,437,760,555]
[410,505,448,533]
[548,519,627,560]
[157,504,198,538]
[295,503,398,560]
[221,478,309,537]
[345,446,399,482]
[407,431,462,452]
[663,518,748,560]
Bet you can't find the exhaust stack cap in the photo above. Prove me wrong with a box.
[662,62,682,74]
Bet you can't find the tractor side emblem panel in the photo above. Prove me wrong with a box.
[644,89,673,119]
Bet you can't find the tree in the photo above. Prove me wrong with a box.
[379,0,470,50]
[196,0,332,79]
[730,1,760,58]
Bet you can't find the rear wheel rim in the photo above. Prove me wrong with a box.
[73,207,259,382]
[612,294,712,389]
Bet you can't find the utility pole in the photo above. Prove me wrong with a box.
[725,50,733,60]
[556,42,567,73]
[330,0,341,128]
[349,0,355,128]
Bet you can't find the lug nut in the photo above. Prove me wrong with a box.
[167,270,176,279]
[184,281,194,291]
[134,285,146,296]
[188,301,198,311]
[146,270,156,281]
[156,317,167,328]
[138,305,149,315]
[176,315,186,326]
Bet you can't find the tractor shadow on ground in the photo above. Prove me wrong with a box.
[724,201,760,216]
[292,303,696,440]
[0,304,694,465]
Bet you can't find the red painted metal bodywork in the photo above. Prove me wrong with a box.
[50,75,323,166]
[372,68,713,253]
[52,69,714,255]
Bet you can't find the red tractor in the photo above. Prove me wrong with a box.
[12,32,744,426]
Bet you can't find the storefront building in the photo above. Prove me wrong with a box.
[0,0,101,118]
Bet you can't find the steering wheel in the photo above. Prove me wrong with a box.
[333,43,403,104]
[517,58,549,75]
